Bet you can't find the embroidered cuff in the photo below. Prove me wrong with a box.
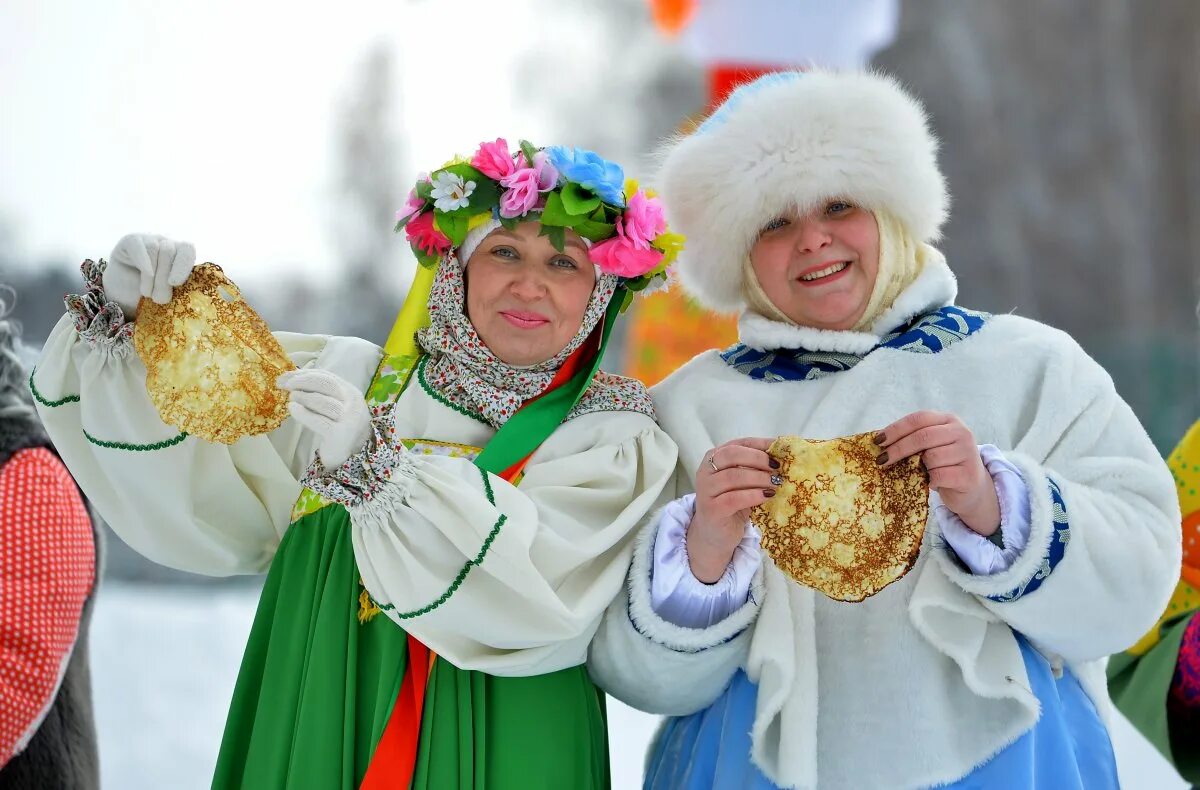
[64,259,134,356]
[934,451,1072,604]
[937,445,1032,575]
[300,405,418,508]
[984,475,1069,602]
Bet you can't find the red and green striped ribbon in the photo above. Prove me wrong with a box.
[361,294,622,790]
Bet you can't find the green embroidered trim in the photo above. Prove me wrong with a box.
[83,428,189,451]
[479,465,495,506]
[28,370,80,408]
[27,369,185,451]
[380,513,508,620]
[416,355,491,427]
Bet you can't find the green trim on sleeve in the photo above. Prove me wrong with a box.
[28,370,80,408]
[479,465,496,506]
[83,428,189,451]
[379,513,508,620]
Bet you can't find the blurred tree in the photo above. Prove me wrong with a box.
[326,43,410,345]
[517,0,704,168]
[874,0,1200,451]
[2,264,76,347]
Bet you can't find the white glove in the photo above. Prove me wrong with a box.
[103,233,196,319]
[277,369,372,470]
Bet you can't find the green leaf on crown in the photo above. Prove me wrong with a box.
[560,182,602,216]
[434,211,469,246]
[518,139,540,169]
[622,275,652,293]
[498,214,522,231]
[538,192,579,228]
[415,180,433,200]
[573,217,615,242]
[538,223,567,252]
[570,205,616,242]
[414,247,442,269]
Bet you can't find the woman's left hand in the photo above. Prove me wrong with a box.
[875,411,1000,537]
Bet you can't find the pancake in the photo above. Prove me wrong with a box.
[750,432,929,602]
[134,263,295,445]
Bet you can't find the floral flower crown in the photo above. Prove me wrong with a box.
[394,138,683,304]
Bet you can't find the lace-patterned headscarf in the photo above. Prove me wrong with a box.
[416,224,654,428]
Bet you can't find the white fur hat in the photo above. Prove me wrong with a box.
[658,70,949,313]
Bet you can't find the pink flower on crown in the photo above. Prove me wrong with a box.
[395,187,426,223]
[471,138,517,180]
[499,168,542,218]
[532,151,559,191]
[405,211,451,255]
[618,190,666,249]
[589,235,664,278]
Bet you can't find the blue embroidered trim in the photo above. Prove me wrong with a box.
[988,478,1070,603]
[721,305,990,382]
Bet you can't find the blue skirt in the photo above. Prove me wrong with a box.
[645,636,1117,789]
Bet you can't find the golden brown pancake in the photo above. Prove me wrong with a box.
[134,263,295,445]
[750,432,930,602]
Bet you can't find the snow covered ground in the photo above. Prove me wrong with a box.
[90,582,1188,789]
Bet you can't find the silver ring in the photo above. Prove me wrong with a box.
[708,451,720,473]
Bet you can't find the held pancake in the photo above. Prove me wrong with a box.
[751,432,930,602]
[134,263,296,445]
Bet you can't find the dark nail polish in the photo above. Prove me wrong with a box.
[770,474,783,486]
[875,452,888,466]
[763,489,776,497]
[769,458,781,469]
[873,431,886,445]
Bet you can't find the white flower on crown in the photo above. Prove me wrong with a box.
[430,172,476,211]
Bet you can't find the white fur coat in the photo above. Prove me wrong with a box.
[589,261,1180,789]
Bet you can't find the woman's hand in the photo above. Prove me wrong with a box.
[103,233,196,319]
[875,411,1000,536]
[689,437,778,583]
[278,370,372,470]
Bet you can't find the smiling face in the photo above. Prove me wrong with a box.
[463,221,597,366]
[748,200,881,330]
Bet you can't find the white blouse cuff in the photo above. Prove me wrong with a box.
[649,493,763,628]
[935,444,1032,576]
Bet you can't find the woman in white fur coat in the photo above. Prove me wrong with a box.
[588,70,1182,789]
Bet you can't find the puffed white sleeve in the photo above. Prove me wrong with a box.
[32,260,381,576]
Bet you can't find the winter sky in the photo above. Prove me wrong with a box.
[1,0,558,288]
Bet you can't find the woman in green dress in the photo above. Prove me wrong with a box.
[32,138,681,788]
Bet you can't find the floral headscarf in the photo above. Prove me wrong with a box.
[416,247,655,428]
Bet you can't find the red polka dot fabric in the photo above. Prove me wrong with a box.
[0,448,95,765]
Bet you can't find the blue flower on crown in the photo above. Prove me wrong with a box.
[544,146,626,207]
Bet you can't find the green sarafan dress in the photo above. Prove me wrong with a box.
[211,350,610,789]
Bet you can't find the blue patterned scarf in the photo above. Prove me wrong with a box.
[721,305,990,382]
